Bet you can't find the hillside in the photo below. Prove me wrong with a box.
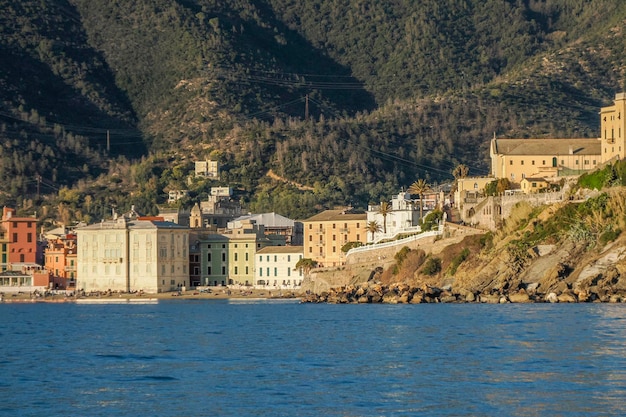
[0,0,624,225]
[305,163,626,303]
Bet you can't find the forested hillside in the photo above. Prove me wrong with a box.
[0,0,624,225]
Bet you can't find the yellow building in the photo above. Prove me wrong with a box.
[302,209,367,267]
[490,138,600,182]
[520,177,549,194]
[600,92,626,162]
[490,93,626,184]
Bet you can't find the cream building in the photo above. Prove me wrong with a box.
[303,209,367,267]
[600,92,626,162]
[255,246,304,289]
[490,93,626,184]
[77,218,189,293]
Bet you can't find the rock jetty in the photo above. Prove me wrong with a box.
[300,281,626,304]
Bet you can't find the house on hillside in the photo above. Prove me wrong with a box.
[367,190,421,242]
[490,92,626,184]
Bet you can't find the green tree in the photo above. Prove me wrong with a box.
[295,258,318,275]
[366,220,382,241]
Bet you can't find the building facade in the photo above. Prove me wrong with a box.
[77,218,189,293]
[1,207,39,267]
[44,230,77,289]
[255,246,304,289]
[367,191,421,242]
[302,209,367,267]
[600,92,626,162]
[490,93,626,184]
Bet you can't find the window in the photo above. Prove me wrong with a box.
[274,255,277,262]
[234,253,238,261]
[357,234,360,240]
[27,233,32,243]
[510,160,513,165]
[333,235,336,241]
[309,235,312,241]
[521,160,524,165]
[234,266,238,275]
[274,267,277,276]
[222,253,226,262]
[12,233,17,243]
[245,266,248,275]
[207,253,211,262]
[245,253,249,261]
[333,246,336,253]
[222,266,226,275]
[333,223,336,229]
[532,160,535,165]
[309,247,312,253]
[260,268,263,277]
[287,255,291,262]
[309,224,312,229]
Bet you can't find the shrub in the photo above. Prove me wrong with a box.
[422,257,442,276]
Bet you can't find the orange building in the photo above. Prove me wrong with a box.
[44,232,77,289]
[302,209,367,267]
[1,207,38,266]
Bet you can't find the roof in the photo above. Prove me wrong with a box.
[493,138,601,156]
[77,219,188,231]
[257,246,303,254]
[230,212,295,228]
[304,210,367,222]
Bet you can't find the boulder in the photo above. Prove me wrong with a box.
[508,291,531,303]
[545,292,559,303]
[409,292,424,304]
[465,292,476,302]
[557,292,577,303]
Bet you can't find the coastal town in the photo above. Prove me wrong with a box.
[1,93,625,301]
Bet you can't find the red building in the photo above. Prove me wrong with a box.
[1,207,38,266]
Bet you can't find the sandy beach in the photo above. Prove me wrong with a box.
[0,288,302,303]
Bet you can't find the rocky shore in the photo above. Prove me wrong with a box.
[300,281,626,304]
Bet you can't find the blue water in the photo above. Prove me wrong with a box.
[1,301,625,417]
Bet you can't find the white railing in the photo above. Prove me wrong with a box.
[346,226,443,257]
[371,226,422,244]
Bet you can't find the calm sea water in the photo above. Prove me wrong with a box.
[1,301,625,416]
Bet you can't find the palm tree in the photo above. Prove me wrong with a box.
[408,179,429,221]
[452,164,469,181]
[452,164,470,193]
[376,201,392,234]
[366,220,382,241]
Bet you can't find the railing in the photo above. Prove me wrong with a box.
[346,226,443,258]
[371,226,422,244]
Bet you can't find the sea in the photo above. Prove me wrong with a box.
[1,300,625,417]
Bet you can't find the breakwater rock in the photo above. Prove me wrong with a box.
[300,281,626,304]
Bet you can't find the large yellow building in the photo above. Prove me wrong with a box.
[490,92,625,183]
[302,209,367,267]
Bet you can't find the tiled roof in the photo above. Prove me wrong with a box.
[494,138,601,156]
[303,210,367,222]
[257,246,303,254]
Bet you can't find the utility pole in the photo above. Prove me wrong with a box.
[36,175,41,200]
[305,94,309,121]
[107,129,110,153]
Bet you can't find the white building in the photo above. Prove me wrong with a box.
[255,246,304,289]
[366,190,421,242]
[195,160,219,178]
[77,218,189,293]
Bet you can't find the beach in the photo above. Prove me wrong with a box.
[0,288,302,303]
